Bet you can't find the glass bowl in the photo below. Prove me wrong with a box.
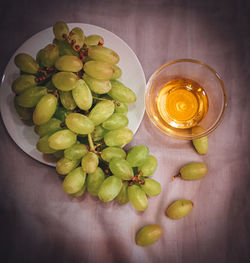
[145,59,227,140]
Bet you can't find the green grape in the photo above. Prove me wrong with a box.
[116,181,129,205]
[114,102,128,114]
[53,150,64,160]
[179,162,208,180]
[52,71,78,91]
[55,55,83,72]
[98,176,122,202]
[48,129,77,150]
[100,146,126,162]
[34,118,62,137]
[53,106,71,122]
[192,126,208,155]
[109,158,133,180]
[138,155,157,177]
[141,178,161,197]
[110,65,122,80]
[33,94,58,125]
[102,113,128,130]
[71,183,86,198]
[12,74,36,94]
[166,200,194,219]
[59,91,76,110]
[136,224,162,247]
[86,167,105,196]
[91,125,108,142]
[36,44,59,67]
[104,128,133,147]
[83,61,114,80]
[83,74,111,94]
[88,100,114,126]
[68,27,85,50]
[72,79,93,110]
[44,79,57,91]
[81,152,99,174]
[126,145,149,167]
[128,184,148,211]
[65,113,94,135]
[62,167,86,194]
[88,46,119,65]
[14,53,39,74]
[85,34,104,46]
[108,80,136,103]
[64,143,88,160]
[36,135,56,154]
[56,157,80,175]
[14,97,33,121]
[53,39,79,56]
[53,21,69,41]
[16,86,47,108]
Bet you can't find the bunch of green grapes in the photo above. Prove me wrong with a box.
[11,21,160,210]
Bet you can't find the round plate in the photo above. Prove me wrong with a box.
[0,23,146,167]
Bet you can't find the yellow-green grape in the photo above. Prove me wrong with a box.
[141,178,161,197]
[16,86,47,108]
[109,158,133,180]
[34,118,62,137]
[64,143,88,160]
[166,200,194,219]
[53,21,69,41]
[52,71,78,91]
[179,162,208,180]
[14,97,33,120]
[104,128,133,147]
[62,167,86,194]
[114,102,128,114]
[98,176,122,202]
[86,167,105,196]
[48,129,77,150]
[36,135,56,154]
[71,183,86,198]
[108,80,136,103]
[53,39,79,56]
[88,46,119,65]
[53,106,71,122]
[72,79,93,111]
[33,94,58,125]
[12,75,36,94]
[56,157,80,175]
[101,147,126,162]
[192,126,208,155]
[81,152,99,174]
[126,145,149,167]
[36,44,59,67]
[111,65,122,80]
[83,61,114,80]
[65,113,94,135]
[85,35,104,46]
[88,100,115,126]
[83,74,111,94]
[59,91,76,110]
[136,224,162,247]
[91,125,108,142]
[68,27,85,50]
[102,113,128,130]
[116,181,129,205]
[128,184,148,211]
[138,155,157,177]
[55,55,83,72]
[14,53,39,74]
[53,150,64,160]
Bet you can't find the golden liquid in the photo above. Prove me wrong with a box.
[156,78,208,129]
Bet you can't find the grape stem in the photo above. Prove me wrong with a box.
[88,134,95,152]
[171,174,181,182]
[92,96,120,106]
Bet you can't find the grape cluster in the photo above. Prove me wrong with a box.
[12,22,161,210]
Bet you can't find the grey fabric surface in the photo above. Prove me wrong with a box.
[0,0,250,262]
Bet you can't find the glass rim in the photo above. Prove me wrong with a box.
[145,58,228,140]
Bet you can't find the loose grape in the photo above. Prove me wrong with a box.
[180,162,208,180]
[136,224,162,247]
[166,200,194,219]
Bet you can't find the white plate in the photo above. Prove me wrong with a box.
[0,23,146,167]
